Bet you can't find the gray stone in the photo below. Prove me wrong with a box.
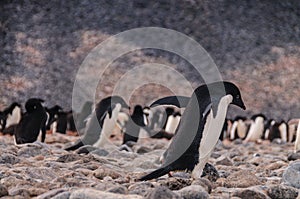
[0,153,20,165]
[146,186,182,199]
[56,154,81,163]
[70,188,143,199]
[107,185,128,194]
[192,178,212,193]
[267,185,299,199]
[175,185,209,199]
[128,182,155,197]
[9,188,31,198]
[37,188,68,199]
[283,161,300,189]
[51,192,71,199]
[90,149,109,156]
[288,152,300,161]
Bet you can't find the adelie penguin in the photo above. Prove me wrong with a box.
[229,116,248,140]
[122,105,146,144]
[1,102,22,135]
[140,81,246,181]
[244,114,266,142]
[14,98,48,144]
[64,96,129,151]
[45,105,62,131]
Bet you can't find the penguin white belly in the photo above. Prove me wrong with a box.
[244,117,264,142]
[93,104,121,148]
[288,124,296,143]
[165,116,181,134]
[192,95,233,179]
[279,123,287,142]
[52,121,58,133]
[6,107,21,127]
[294,120,300,152]
[230,121,238,140]
[237,120,247,139]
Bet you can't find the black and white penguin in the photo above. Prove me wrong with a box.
[140,81,246,181]
[14,98,47,144]
[244,114,266,142]
[66,110,77,132]
[229,116,248,140]
[64,96,129,151]
[52,111,68,134]
[122,105,146,144]
[45,105,62,130]
[1,102,22,135]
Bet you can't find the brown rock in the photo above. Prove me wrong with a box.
[232,188,268,199]
[93,167,122,179]
[0,184,8,197]
[216,156,233,166]
[224,170,262,188]
[267,185,299,199]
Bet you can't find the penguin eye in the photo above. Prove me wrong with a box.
[236,95,240,99]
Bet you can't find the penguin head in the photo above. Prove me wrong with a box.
[223,82,246,110]
[25,98,45,112]
[133,105,143,115]
[110,96,130,110]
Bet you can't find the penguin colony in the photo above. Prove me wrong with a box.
[1,81,300,181]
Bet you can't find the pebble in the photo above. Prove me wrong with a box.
[282,161,300,189]
[175,185,209,199]
[146,186,182,199]
[267,185,299,199]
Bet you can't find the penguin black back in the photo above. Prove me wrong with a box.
[123,105,146,144]
[15,98,47,144]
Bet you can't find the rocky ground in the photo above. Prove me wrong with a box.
[0,133,299,199]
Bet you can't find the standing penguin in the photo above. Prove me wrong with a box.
[140,81,246,181]
[64,96,129,151]
[1,102,22,135]
[229,116,248,140]
[52,111,68,134]
[14,98,47,144]
[122,105,146,144]
[244,114,266,142]
[45,105,62,130]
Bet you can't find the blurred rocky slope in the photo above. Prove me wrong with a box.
[1,0,299,119]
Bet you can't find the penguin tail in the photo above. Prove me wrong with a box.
[64,140,84,151]
[139,167,170,181]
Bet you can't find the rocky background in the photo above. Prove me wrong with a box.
[0,133,299,199]
[0,0,300,120]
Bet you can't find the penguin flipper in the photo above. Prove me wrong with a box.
[64,140,84,151]
[150,96,190,108]
[139,166,171,181]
